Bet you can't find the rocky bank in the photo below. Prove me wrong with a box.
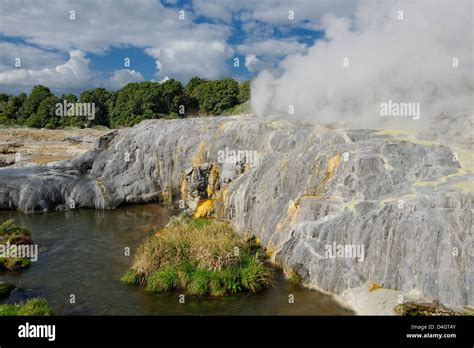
[0,115,472,312]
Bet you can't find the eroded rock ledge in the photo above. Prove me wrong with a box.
[0,115,472,308]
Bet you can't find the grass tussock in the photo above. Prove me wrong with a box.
[0,298,54,316]
[122,215,272,296]
[0,220,33,271]
[0,282,14,298]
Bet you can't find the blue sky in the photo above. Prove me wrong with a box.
[0,0,349,95]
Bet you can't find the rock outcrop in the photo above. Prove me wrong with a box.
[0,115,472,307]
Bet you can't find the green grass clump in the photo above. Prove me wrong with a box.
[0,298,54,316]
[287,271,304,286]
[0,219,31,242]
[0,220,33,271]
[0,282,14,299]
[123,216,272,296]
[120,269,147,286]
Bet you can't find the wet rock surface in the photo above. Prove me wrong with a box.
[0,115,472,307]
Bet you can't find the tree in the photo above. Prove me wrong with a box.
[57,94,80,128]
[109,80,184,127]
[79,88,112,127]
[182,77,207,115]
[194,78,239,115]
[2,93,27,125]
[25,95,59,128]
[23,86,53,117]
[23,86,56,127]
[160,79,184,115]
[0,93,10,125]
[238,80,251,104]
[40,95,60,129]
[185,76,207,96]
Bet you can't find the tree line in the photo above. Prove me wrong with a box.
[0,77,250,129]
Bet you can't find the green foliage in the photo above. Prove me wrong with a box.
[0,257,31,271]
[57,94,81,128]
[1,93,27,125]
[23,85,55,127]
[33,95,60,128]
[0,219,31,240]
[108,80,184,127]
[238,80,251,104]
[288,271,304,286]
[0,298,54,316]
[120,269,146,286]
[185,76,207,96]
[224,101,251,115]
[122,216,272,296]
[0,220,33,271]
[79,87,112,127]
[146,265,180,292]
[0,76,252,128]
[161,79,185,114]
[0,282,14,298]
[23,85,52,115]
[194,78,240,115]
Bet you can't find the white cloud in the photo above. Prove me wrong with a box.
[0,0,234,87]
[146,40,234,82]
[192,0,237,23]
[251,0,474,128]
[107,69,144,90]
[0,42,66,72]
[0,0,362,91]
[193,0,357,27]
[0,0,194,53]
[0,50,95,92]
[237,39,307,57]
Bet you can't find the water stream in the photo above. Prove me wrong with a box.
[0,204,353,315]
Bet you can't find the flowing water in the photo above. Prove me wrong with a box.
[0,204,353,315]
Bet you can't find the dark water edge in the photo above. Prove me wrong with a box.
[0,204,353,315]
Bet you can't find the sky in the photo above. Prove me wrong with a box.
[0,0,471,127]
[0,0,355,95]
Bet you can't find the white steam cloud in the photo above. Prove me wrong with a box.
[251,0,474,128]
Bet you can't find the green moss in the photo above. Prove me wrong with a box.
[288,271,304,286]
[0,220,33,271]
[394,302,461,316]
[0,219,31,240]
[0,257,31,271]
[0,282,14,299]
[0,298,53,316]
[224,101,251,115]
